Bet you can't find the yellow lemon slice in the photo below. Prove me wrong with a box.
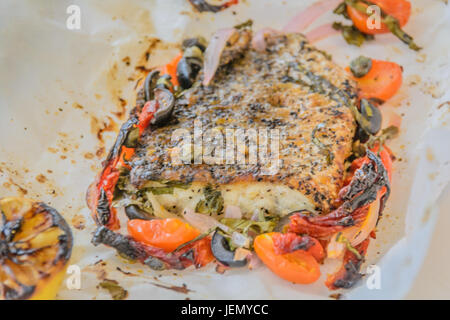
[0,197,73,300]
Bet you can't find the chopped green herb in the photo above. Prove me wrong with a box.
[98,279,128,300]
[195,185,224,215]
[219,218,277,235]
[312,123,334,165]
[336,232,362,260]
[234,19,253,30]
[332,22,374,47]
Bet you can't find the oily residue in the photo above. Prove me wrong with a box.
[35,174,47,183]
[71,214,86,230]
[90,115,118,143]
[151,282,192,294]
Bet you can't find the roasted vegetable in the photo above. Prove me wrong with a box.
[332,22,374,47]
[350,59,403,102]
[254,233,321,284]
[325,238,370,289]
[0,197,73,300]
[188,0,238,13]
[211,230,247,267]
[127,218,200,252]
[344,0,421,50]
[124,205,154,221]
[288,150,390,238]
[195,185,224,215]
[92,226,213,270]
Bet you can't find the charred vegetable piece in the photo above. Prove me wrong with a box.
[144,70,160,102]
[91,226,185,270]
[326,238,370,290]
[125,205,154,221]
[188,0,238,13]
[211,230,247,267]
[288,150,390,238]
[254,233,321,284]
[271,232,325,262]
[350,56,372,78]
[96,188,111,225]
[105,117,138,164]
[0,197,73,300]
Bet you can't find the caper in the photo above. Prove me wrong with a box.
[350,56,372,78]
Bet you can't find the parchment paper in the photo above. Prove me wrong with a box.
[0,0,449,299]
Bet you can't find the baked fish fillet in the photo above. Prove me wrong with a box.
[126,32,357,217]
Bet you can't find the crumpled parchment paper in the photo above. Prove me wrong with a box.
[0,0,449,299]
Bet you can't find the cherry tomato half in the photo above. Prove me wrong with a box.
[347,0,411,35]
[128,218,200,252]
[254,233,321,284]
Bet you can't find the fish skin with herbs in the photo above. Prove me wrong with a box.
[125,31,358,218]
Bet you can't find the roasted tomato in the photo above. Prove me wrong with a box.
[347,0,411,35]
[254,233,321,284]
[127,218,200,252]
[350,59,403,102]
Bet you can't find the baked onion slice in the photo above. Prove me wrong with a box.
[0,197,73,300]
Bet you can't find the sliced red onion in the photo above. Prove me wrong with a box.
[327,198,380,259]
[251,28,281,52]
[202,28,237,86]
[282,0,342,33]
[182,208,230,233]
[305,23,340,43]
[224,205,243,219]
[247,252,262,270]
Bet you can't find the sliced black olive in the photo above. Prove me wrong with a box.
[360,99,382,135]
[176,57,202,89]
[144,70,160,101]
[182,37,207,52]
[349,56,372,78]
[151,88,175,125]
[125,205,154,221]
[211,230,247,268]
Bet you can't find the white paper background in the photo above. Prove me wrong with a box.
[0,0,449,299]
